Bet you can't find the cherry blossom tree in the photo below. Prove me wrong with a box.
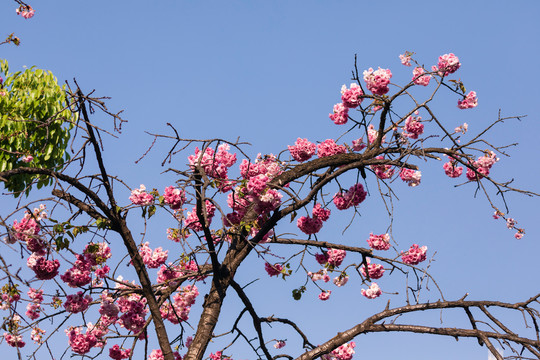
[0,4,539,360]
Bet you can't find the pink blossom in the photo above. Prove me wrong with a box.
[443,160,463,178]
[288,138,317,162]
[371,157,395,180]
[329,103,349,125]
[318,290,331,301]
[340,83,364,108]
[188,144,237,181]
[27,254,60,280]
[16,5,35,19]
[3,332,25,348]
[332,341,356,360]
[163,186,186,210]
[360,259,385,279]
[21,155,34,163]
[333,275,349,287]
[437,53,461,76]
[401,244,428,265]
[457,91,478,109]
[506,218,517,229]
[129,184,154,206]
[246,174,269,196]
[64,291,92,314]
[399,168,421,187]
[367,124,385,144]
[185,200,216,231]
[315,252,329,265]
[327,248,346,267]
[139,242,168,269]
[66,327,97,355]
[454,123,468,134]
[363,67,392,95]
[26,302,41,320]
[312,203,331,221]
[28,288,43,303]
[30,327,45,343]
[317,139,347,158]
[412,67,431,86]
[515,232,524,240]
[148,349,182,360]
[297,215,323,235]
[352,138,366,151]
[403,114,424,139]
[109,344,132,360]
[333,183,367,210]
[308,269,330,282]
[367,233,391,250]
[399,53,412,66]
[61,255,93,287]
[361,283,382,299]
[265,263,283,277]
[274,340,286,349]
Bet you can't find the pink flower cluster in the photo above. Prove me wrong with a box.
[370,157,395,180]
[315,248,346,268]
[64,291,92,314]
[148,349,182,360]
[443,157,464,178]
[399,168,422,187]
[361,283,382,299]
[226,155,283,221]
[318,290,331,301]
[109,344,131,360]
[457,91,478,109]
[401,244,428,265]
[26,288,44,320]
[21,155,33,163]
[27,254,60,280]
[4,332,25,348]
[360,259,385,279]
[333,274,349,287]
[367,124,385,144]
[139,242,168,269]
[402,114,424,139]
[185,200,217,232]
[341,83,364,108]
[265,262,283,277]
[61,254,93,287]
[160,285,199,324]
[466,151,498,181]
[129,184,154,206]
[317,139,347,158]
[328,83,364,125]
[308,269,330,282]
[437,53,461,76]
[331,342,356,360]
[363,67,392,95]
[16,5,35,19]
[288,138,317,162]
[188,144,237,188]
[297,203,331,235]
[329,103,349,125]
[65,327,97,355]
[399,52,412,66]
[274,340,286,349]
[163,186,186,210]
[333,183,367,210]
[412,67,431,86]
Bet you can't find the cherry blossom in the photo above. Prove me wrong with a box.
[401,244,428,265]
[457,91,478,109]
[318,290,331,301]
[361,283,382,299]
[437,53,461,76]
[412,66,431,86]
[265,263,283,277]
[340,83,364,108]
[317,139,347,158]
[288,138,317,162]
[129,184,154,206]
[399,168,422,187]
[363,67,392,95]
[329,103,349,125]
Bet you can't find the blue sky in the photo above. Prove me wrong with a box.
[2,1,540,359]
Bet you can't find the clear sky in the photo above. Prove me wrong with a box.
[2,1,540,359]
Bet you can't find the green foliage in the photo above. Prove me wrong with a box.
[0,59,77,196]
